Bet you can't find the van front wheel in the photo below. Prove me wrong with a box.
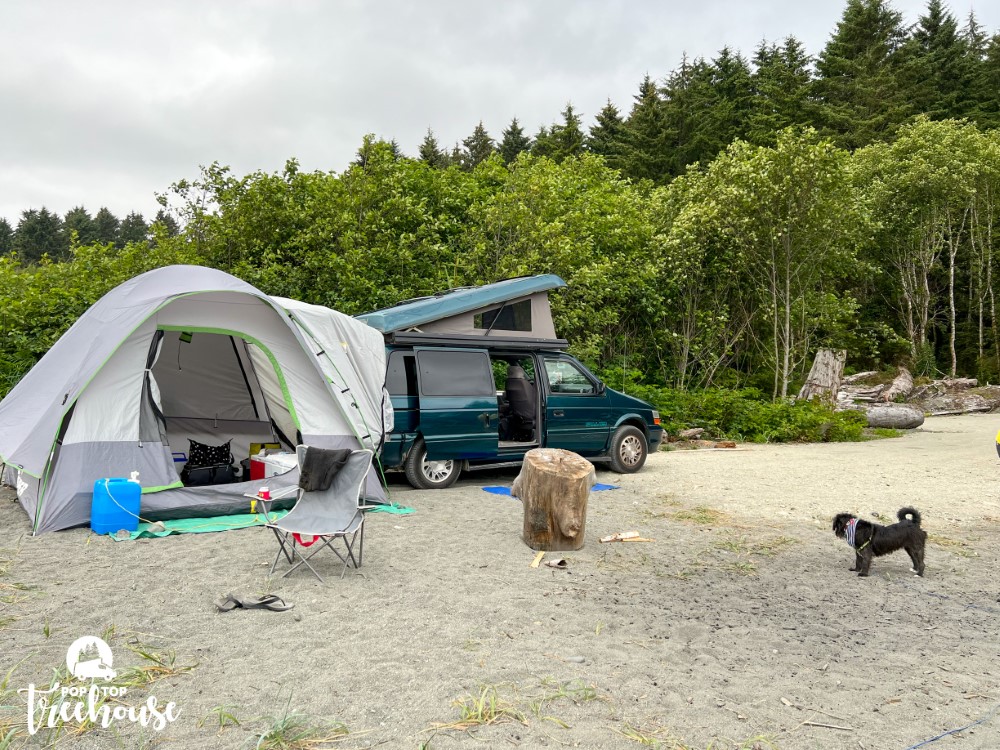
[608,425,648,473]
[404,439,462,489]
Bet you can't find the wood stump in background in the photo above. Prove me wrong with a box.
[798,348,847,402]
[513,448,595,551]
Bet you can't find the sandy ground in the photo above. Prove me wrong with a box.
[2,414,1000,750]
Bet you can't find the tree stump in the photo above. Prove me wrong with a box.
[798,348,847,402]
[513,448,595,551]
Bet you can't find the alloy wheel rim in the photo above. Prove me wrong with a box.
[620,435,643,466]
[422,458,454,483]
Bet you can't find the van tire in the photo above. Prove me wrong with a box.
[608,425,647,473]
[404,439,462,489]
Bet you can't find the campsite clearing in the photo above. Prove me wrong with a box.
[1,414,999,749]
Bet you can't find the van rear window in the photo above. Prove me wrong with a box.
[417,350,495,396]
[386,352,417,396]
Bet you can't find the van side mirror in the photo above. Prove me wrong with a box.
[596,381,606,395]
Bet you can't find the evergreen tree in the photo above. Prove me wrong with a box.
[418,128,449,168]
[961,12,991,126]
[900,0,970,119]
[498,118,532,164]
[93,207,120,245]
[624,74,671,181]
[980,34,1000,129]
[118,212,148,247]
[748,37,814,145]
[814,0,910,148]
[661,57,716,175]
[587,100,628,172]
[152,209,180,237]
[14,207,67,263]
[545,104,586,162]
[704,47,754,150]
[0,218,13,254]
[63,206,97,246]
[531,124,555,158]
[461,121,495,169]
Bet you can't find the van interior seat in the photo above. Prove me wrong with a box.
[505,365,537,438]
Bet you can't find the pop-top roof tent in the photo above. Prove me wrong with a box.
[0,266,390,534]
[357,274,568,346]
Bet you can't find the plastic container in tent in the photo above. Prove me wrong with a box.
[91,477,141,534]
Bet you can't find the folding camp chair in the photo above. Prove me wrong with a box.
[262,446,372,582]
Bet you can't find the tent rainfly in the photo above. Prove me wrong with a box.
[0,266,391,534]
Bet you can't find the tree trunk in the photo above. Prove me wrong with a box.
[880,367,914,403]
[797,348,847,402]
[513,448,595,551]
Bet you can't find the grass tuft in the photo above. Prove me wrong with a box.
[672,507,729,525]
[247,696,349,749]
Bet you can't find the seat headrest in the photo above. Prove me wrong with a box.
[508,365,526,379]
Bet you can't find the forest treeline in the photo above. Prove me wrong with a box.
[3,0,1000,409]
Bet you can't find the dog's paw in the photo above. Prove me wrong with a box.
[910,567,917,573]
[857,572,869,577]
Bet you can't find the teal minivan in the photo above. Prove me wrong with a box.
[378,337,663,489]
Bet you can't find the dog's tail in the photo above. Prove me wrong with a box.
[898,507,922,525]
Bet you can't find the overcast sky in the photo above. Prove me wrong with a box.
[2,0,997,226]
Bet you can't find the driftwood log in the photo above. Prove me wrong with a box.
[798,349,847,402]
[513,448,595,551]
[879,367,914,402]
[864,404,925,429]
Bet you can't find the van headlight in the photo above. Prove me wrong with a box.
[651,410,661,426]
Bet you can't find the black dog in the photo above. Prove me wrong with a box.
[832,507,926,577]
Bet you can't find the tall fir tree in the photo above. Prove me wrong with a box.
[587,100,628,172]
[63,206,97,246]
[118,212,148,247]
[624,74,672,182]
[960,12,991,126]
[461,121,495,169]
[152,208,180,237]
[14,207,67,263]
[900,0,970,119]
[93,207,120,245]
[498,118,532,164]
[704,47,754,151]
[979,33,1000,129]
[418,128,449,168]
[661,57,716,175]
[748,37,814,145]
[534,104,586,163]
[0,217,13,254]
[814,0,910,148]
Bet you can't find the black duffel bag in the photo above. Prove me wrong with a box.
[181,462,239,486]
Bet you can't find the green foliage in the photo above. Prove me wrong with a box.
[608,377,867,443]
[0,239,202,395]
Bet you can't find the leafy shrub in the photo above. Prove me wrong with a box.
[601,371,866,443]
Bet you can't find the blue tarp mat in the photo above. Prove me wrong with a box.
[483,483,619,496]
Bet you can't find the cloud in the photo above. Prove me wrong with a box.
[1,0,996,224]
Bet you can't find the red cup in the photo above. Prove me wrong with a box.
[259,486,271,500]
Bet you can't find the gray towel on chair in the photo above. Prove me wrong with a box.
[298,447,353,492]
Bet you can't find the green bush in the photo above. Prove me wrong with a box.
[601,371,867,443]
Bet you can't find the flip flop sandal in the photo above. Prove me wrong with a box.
[216,593,294,612]
[545,559,568,569]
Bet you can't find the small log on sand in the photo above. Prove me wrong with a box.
[798,349,847,402]
[841,371,878,384]
[864,404,925,429]
[513,448,595,551]
[879,367,913,403]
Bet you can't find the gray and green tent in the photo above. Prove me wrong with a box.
[0,265,390,533]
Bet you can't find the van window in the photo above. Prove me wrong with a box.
[543,359,595,394]
[474,299,532,332]
[417,350,495,396]
[386,352,417,396]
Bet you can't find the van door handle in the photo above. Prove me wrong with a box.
[553,410,564,417]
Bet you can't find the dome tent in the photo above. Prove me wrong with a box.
[0,266,389,534]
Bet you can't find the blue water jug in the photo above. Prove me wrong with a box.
[91,477,141,534]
